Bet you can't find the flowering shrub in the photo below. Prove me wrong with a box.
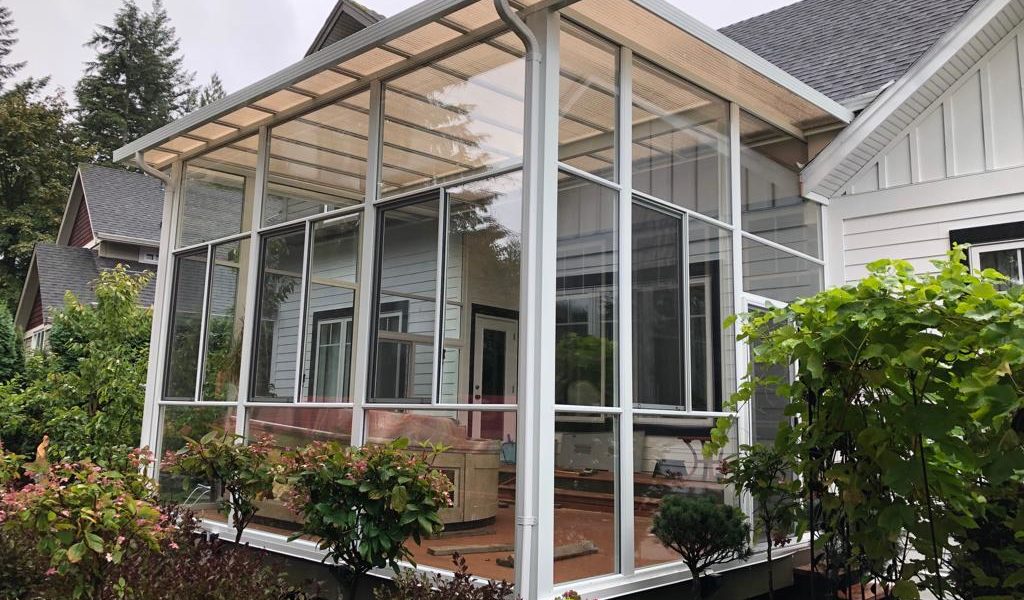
[282,438,453,599]
[376,553,517,600]
[0,443,23,488]
[162,431,276,543]
[0,453,168,599]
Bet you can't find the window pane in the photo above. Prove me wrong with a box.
[381,37,525,197]
[158,406,237,519]
[164,251,208,400]
[632,414,736,569]
[749,306,792,446]
[178,136,258,247]
[372,198,440,402]
[245,407,354,534]
[364,409,517,580]
[632,204,684,408]
[740,112,819,257]
[979,248,1023,284]
[556,175,618,407]
[632,59,730,222]
[690,219,734,411]
[443,173,523,404]
[252,228,306,402]
[559,24,617,181]
[202,239,249,402]
[743,237,823,303]
[554,412,618,583]
[301,215,360,402]
[265,91,370,226]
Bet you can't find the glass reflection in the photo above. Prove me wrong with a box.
[742,237,823,304]
[158,406,237,518]
[559,23,618,180]
[202,239,249,402]
[689,219,733,412]
[164,251,207,401]
[556,175,618,407]
[252,228,306,402]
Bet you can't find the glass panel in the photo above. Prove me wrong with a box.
[979,247,1023,284]
[559,23,618,181]
[632,414,736,569]
[371,198,440,402]
[158,406,237,519]
[164,251,208,400]
[749,306,792,447]
[300,215,360,402]
[553,412,618,583]
[690,219,734,412]
[364,409,517,581]
[632,204,684,408]
[381,37,525,197]
[632,58,730,222]
[443,173,523,405]
[244,407,354,535]
[178,136,259,247]
[556,175,618,407]
[202,239,249,402]
[265,92,370,226]
[251,228,307,402]
[740,112,819,257]
[743,237,823,303]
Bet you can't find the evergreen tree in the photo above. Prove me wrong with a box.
[0,4,24,89]
[199,72,226,107]
[0,84,93,312]
[0,303,21,382]
[75,0,197,163]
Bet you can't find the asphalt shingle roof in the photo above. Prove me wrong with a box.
[721,0,981,104]
[78,164,164,245]
[33,244,157,314]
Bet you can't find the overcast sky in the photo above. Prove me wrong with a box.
[4,0,797,99]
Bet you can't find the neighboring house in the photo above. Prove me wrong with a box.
[106,0,1024,598]
[13,164,164,349]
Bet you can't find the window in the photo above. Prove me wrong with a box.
[164,250,209,401]
[559,23,618,180]
[251,227,306,402]
[742,237,823,304]
[632,58,730,222]
[556,174,619,407]
[177,135,259,248]
[203,240,249,402]
[739,112,819,257]
[971,240,1024,285]
[139,249,160,264]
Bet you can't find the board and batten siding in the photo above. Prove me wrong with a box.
[844,22,1024,195]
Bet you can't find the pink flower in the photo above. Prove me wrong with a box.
[45,568,57,577]
[169,542,179,550]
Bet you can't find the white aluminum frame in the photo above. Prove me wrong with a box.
[140,7,829,598]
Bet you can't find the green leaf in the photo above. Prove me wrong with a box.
[67,542,86,564]
[84,532,105,553]
[892,580,919,599]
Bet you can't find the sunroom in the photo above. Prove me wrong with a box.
[114,0,849,597]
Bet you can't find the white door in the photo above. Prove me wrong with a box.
[471,313,518,440]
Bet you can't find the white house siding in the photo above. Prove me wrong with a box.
[846,21,1024,195]
[827,166,1024,284]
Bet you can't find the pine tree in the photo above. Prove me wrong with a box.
[75,0,197,163]
[199,72,226,107]
[0,303,21,382]
[0,4,25,89]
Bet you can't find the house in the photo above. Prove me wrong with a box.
[109,0,1023,597]
[13,164,163,350]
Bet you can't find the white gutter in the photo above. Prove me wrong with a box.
[135,151,171,184]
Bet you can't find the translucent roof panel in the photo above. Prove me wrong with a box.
[381,34,525,197]
[117,0,847,171]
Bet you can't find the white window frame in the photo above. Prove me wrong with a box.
[969,238,1024,283]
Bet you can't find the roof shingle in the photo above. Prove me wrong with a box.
[78,164,164,245]
[33,244,156,317]
[721,0,981,104]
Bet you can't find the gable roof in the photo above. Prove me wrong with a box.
[802,0,1022,196]
[721,0,982,105]
[76,164,164,245]
[16,244,157,329]
[306,0,384,56]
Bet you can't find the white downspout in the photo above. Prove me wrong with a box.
[493,0,542,597]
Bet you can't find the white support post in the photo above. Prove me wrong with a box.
[234,126,271,437]
[350,80,384,447]
[730,103,754,516]
[140,161,183,474]
[616,45,635,578]
[517,8,560,599]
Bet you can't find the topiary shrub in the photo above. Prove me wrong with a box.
[651,496,750,600]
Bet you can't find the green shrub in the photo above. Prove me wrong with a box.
[375,553,517,600]
[651,496,750,600]
[162,430,277,543]
[0,303,22,383]
[282,438,454,599]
